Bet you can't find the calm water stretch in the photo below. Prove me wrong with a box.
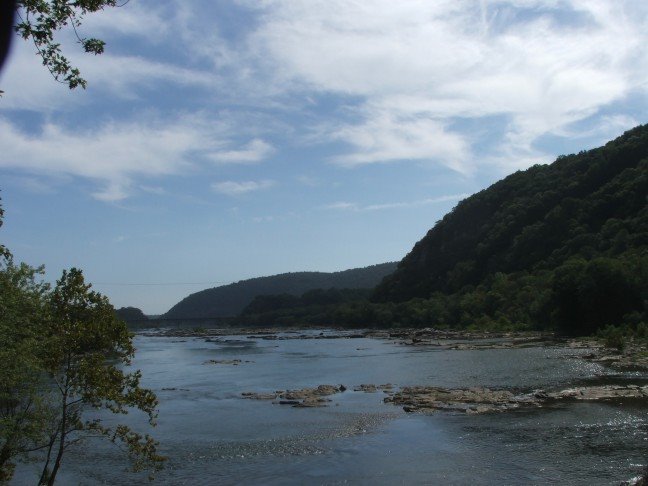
[16,330,648,485]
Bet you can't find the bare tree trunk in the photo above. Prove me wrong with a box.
[42,363,70,486]
[46,423,66,486]
[46,376,69,486]
[38,431,58,485]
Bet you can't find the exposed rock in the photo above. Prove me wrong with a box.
[551,385,648,400]
[385,386,529,414]
[575,341,648,371]
[241,384,345,407]
[241,392,278,400]
[353,383,394,393]
[204,359,252,365]
[281,384,341,400]
[293,398,331,408]
[384,384,648,414]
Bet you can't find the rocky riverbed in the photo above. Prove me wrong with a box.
[385,384,648,414]
[242,382,648,414]
[39,330,645,484]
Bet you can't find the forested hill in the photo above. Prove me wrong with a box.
[164,262,397,319]
[115,306,148,323]
[373,124,648,310]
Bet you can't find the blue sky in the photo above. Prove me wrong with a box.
[1,0,646,314]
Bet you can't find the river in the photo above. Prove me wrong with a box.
[14,330,648,484]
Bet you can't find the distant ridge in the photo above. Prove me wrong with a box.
[163,262,397,319]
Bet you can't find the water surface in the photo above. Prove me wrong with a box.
[16,331,647,484]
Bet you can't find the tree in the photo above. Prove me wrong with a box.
[0,196,8,259]
[550,257,645,336]
[15,0,127,89]
[0,257,52,482]
[38,268,163,485]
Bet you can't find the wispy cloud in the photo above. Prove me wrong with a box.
[211,180,275,196]
[140,185,167,195]
[323,201,358,211]
[1,39,215,110]
[323,194,469,212]
[3,0,647,203]
[247,0,648,170]
[209,139,274,164]
[0,115,269,202]
[79,1,171,41]
[3,175,59,194]
[81,55,216,97]
[330,110,471,173]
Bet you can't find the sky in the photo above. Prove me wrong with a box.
[1,0,647,314]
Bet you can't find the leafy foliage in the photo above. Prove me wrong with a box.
[0,258,51,481]
[15,0,123,89]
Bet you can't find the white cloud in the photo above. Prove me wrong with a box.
[553,114,640,141]
[79,1,171,42]
[0,115,263,201]
[3,176,59,194]
[140,185,167,195]
[364,194,471,211]
[0,42,79,111]
[209,139,274,164]
[245,0,648,170]
[211,180,275,196]
[330,109,471,173]
[79,54,216,98]
[323,201,358,211]
[3,0,647,200]
[323,194,469,212]
[93,181,132,202]
[0,43,215,110]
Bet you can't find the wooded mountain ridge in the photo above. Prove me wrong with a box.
[163,262,397,319]
[374,124,647,303]
[239,125,647,335]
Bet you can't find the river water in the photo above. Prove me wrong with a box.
[15,330,648,485]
